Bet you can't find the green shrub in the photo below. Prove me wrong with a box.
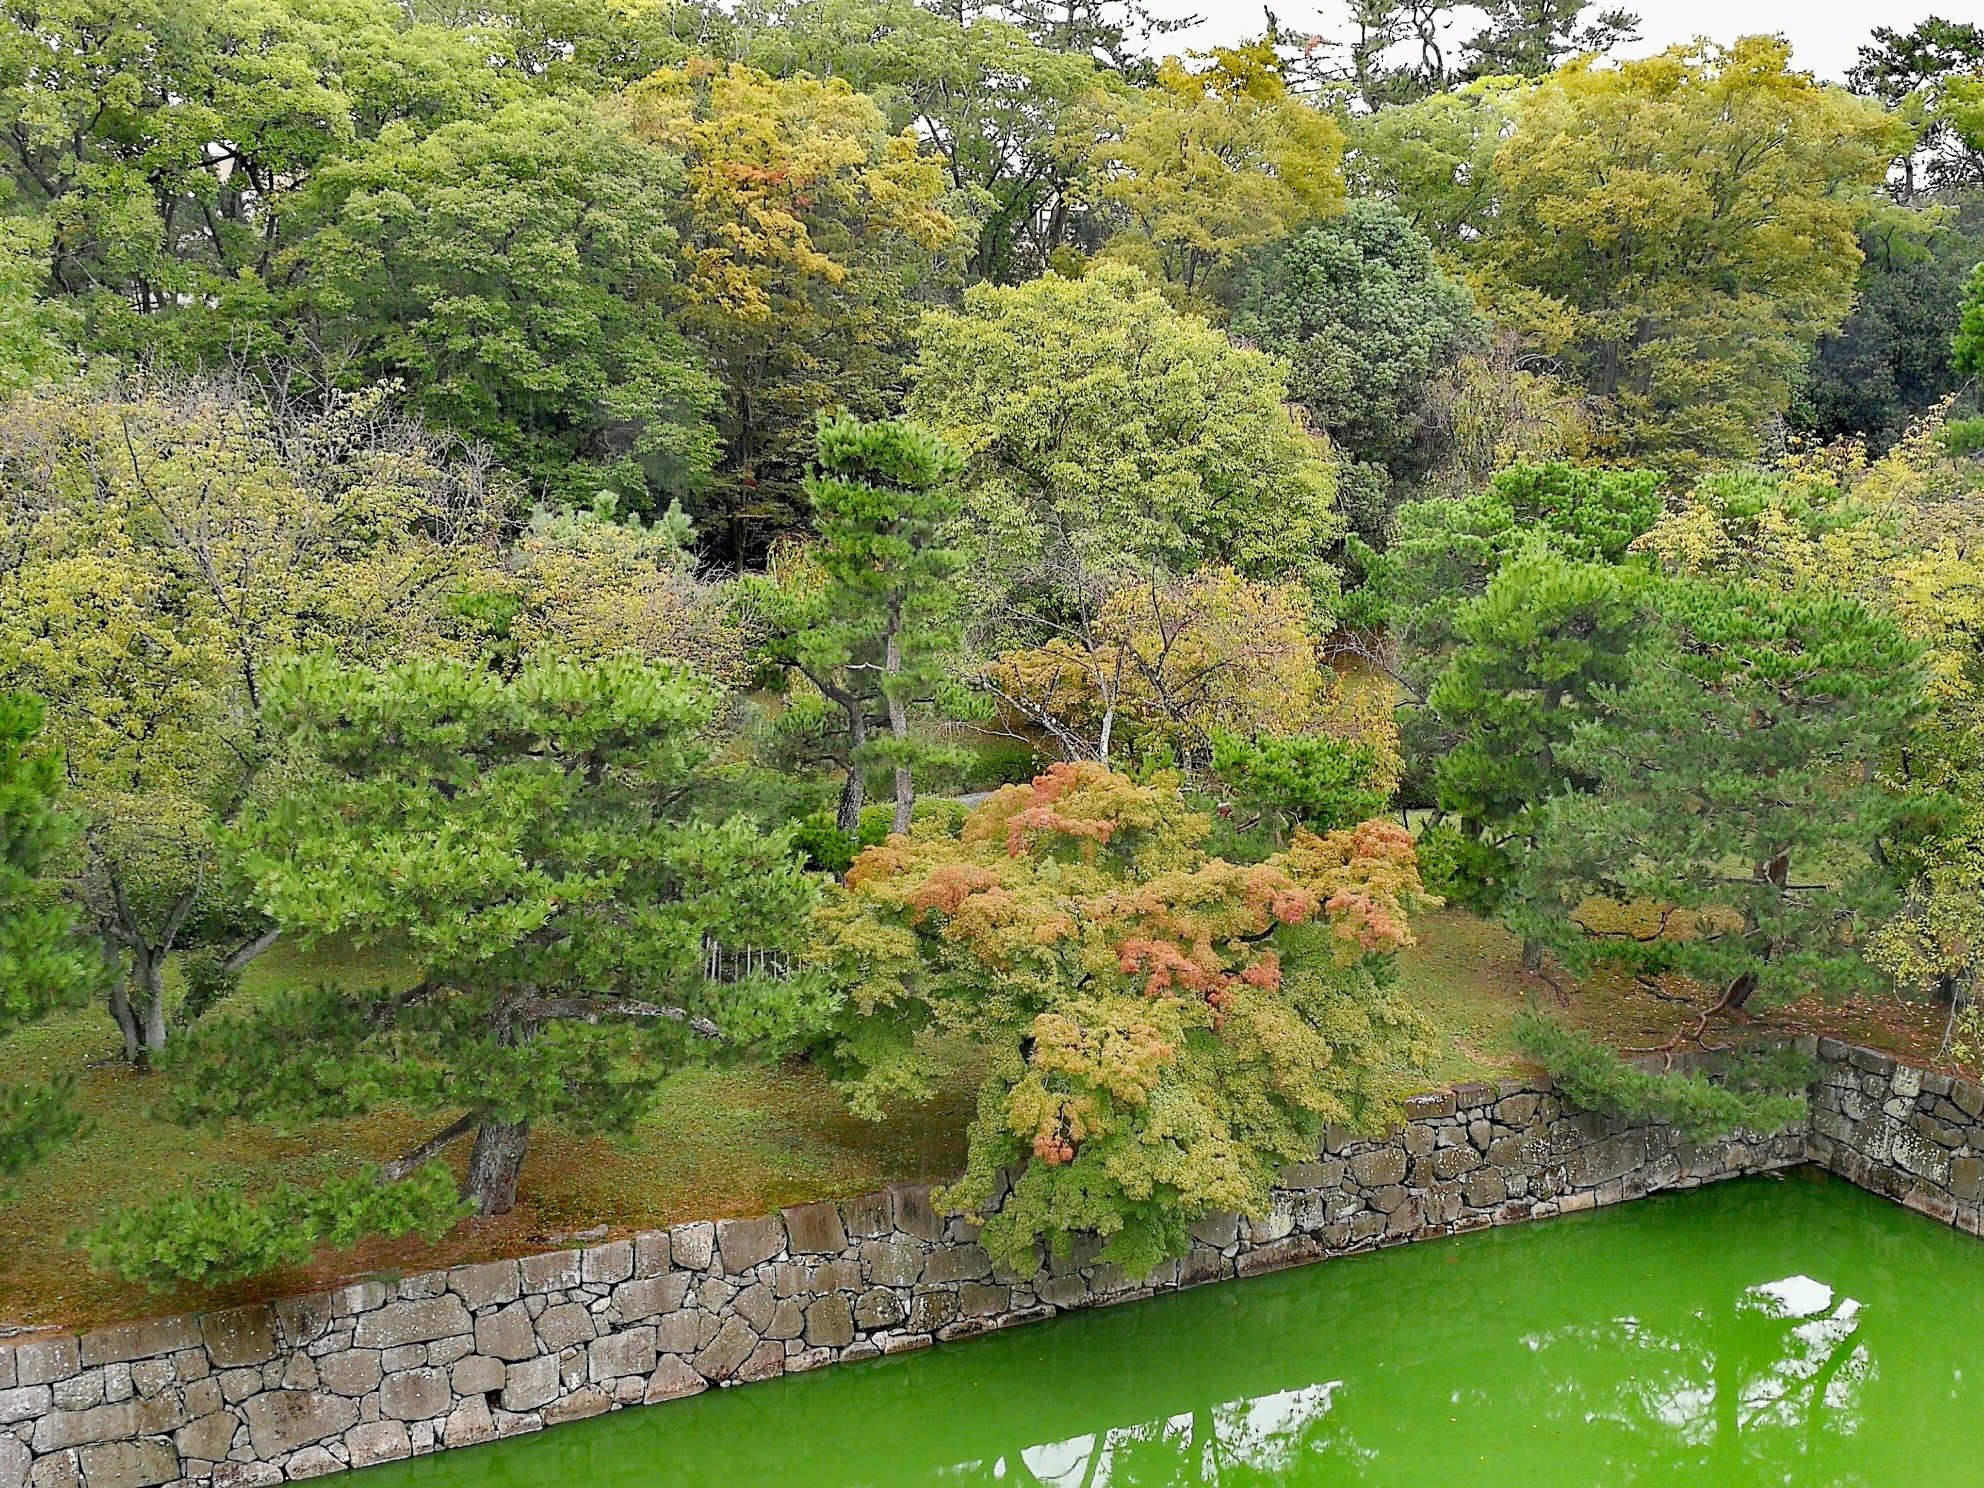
[1208,730,1387,839]
[1513,1011,1815,1140]
[83,1162,471,1291]
[0,1076,80,1186]
[1414,820,1511,915]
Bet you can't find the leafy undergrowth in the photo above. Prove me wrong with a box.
[0,912,1957,1333]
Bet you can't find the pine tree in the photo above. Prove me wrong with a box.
[170,653,822,1217]
[745,415,970,835]
[0,694,95,1185]
[1510,579,1929,1017]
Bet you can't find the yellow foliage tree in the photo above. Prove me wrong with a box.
[1100,43,1345,308]
[1477,38,1902,464]
[979,566,1398,783]
[615,59,965,559]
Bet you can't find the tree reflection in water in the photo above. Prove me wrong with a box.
[961,1274,1870,1486]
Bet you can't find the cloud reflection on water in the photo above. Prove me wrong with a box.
[956,1275,1870,1485]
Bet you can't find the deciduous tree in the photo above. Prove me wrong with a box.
[616,59,965,560]
[0,377,500,1061]
[1476,40,1900,463]
[814,762,1433,1274]
[1100,44,1344,309]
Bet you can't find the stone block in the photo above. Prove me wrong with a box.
[242,1392,359,1457]
[958,1284,1010,1318]
[542,1388,610,1426]
[210,1464,282,1488]
[580,1242,634,1287]
[532,1305,594,1352]
[79,1318,200,1370]
[1403,1091,1457,1120]
[450,1355,506,1397]
[860,1239,924,1289]
[716,1216,785,1276]
[450,1261,521,1311]
[888,1184,943,1242]
[737,1344,785,1384]
[1347,1148,1406,1189]
[612,1274,689,1326]
[344,1421,411,1469]
[840,1192,891,1240]
[1278,1161,1344,1191]
[668,1223,715,1272]
[175,1408,238,1463]
[730,1285,776,1333]
[499,1357,559,1414]
[802,1297,854,1350]
[351,1297,472,1352]
[907,1292,957,1335]
[1185,1212,1239,1250]
[0,1431,25,1488]
[379,1366,452,1421]
[518,1250,580,1294]
[0,1389,49,1427]
[15,1341,79,1389]
[853,1290,906,1330]
[587,1331,656,1384]
[632,1231,672,1280]
[782,1202,848,1256]
[314,1350,380,1399]
[692,1318,758,1383]
[643,1357,707,1404]
[654,1312,701,1356]
[33,1405,145,1454]
[1432,1145,1482,1180]
[922,1245,992,1285]
[27,1448,78,1488]
[441,1396,495,1448]
[1951,1156,1983,1202]
[1462,1170,1509,1208]
[199,1309,277,1371]
[74,1441,176,1488]
[472,1303,535,1364]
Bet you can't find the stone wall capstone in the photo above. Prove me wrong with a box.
[1,1036,1973,1488]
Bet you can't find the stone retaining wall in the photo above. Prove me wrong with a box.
[1807,1036,1984,1235]
[4,1036,1968,1488]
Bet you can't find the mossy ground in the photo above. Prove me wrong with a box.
[0,912,1954,1334]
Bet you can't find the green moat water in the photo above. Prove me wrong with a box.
[369,1171,1984,1486]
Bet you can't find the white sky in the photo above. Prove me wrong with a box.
[1145,0,1947,83]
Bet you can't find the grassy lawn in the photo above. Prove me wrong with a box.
[0,912,1956,1334]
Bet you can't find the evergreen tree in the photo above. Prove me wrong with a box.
[745,415,969,835]
[1424,548,1649,927]
[1511,579,1928,1018]
[1230,200,1486,543]
[172,653,822,1216]
[0,694,95,1186]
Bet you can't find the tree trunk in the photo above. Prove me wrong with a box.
[837,701,868,837]
[104,937,140,1065]
[885,601,914,836]
[464,1117,531,1217]
[138,948,169,1059]
[1724,970,1759,1014]
[1521,937,1544,973]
